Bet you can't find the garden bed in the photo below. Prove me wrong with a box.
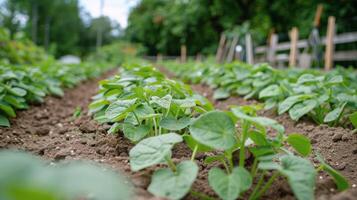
[0,67,356,200]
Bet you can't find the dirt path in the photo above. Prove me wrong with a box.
[1,66,356,200]
[0,69,160,200]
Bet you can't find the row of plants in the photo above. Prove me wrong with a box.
[0,60,115,127]
[90,62,349,200]
[0,150,132,200]
[162,60,357,128]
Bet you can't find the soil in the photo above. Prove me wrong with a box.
[1,67,356,200]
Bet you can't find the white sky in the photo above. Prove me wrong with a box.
[80,0,140,28]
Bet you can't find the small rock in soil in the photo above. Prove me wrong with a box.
[332,133,343,142]
[36,127,50,136]
[79,122,97,133]
[341,134,351,141]
[331,189,357,200]
[335,162,346,170]
[54,149,70,160]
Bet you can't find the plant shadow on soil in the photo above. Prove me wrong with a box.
[0,68,356,200]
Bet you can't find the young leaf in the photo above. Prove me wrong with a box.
[289,99,317,120]
[0,114,10,127]
[189,111,237,150]
[160,116,191,131]
[107,122,122,134]
[213,88,230,100]
[259,84,281,98]
[148,160,198,200]
[150,95,172,109]
[323,103,347,123]
[231,107,285,134]
[0,101,16,117]
[349,111,357,128]
[105,99,137,121]
[316,154,349,191]
[123,123,151,142]
[129,133,182,171]
[286,134,312,156]
[208,167,252,200]
[259,155,316,200]
[278,95,304,114]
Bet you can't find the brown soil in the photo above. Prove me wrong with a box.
[1,67,356,200]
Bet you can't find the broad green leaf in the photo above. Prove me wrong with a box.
[286,134,311,156]
[189,111,237,150]
[213,88,230,100]
[105,99,137,121]
[326,75,343,84]
[0,101,16,117]
[278,95,306,114]
[159,116,191,131]
[8,87,27,97]
[183,135,213,152]
[316,154,349,191]
[259,84,281,98]
[208,167,252,200]
[172,98,196,108]
[289,99,317,120]
[150,95,172,109]
[259,155,316,200]
[249,131,268,146]
[236,85,251,95]
[129,133,182,171]
[89,99,110,113]
[349,111,357,128]
[148,161,198,200]
[297,74,322,84]
[231,107,284,134]
[0,114,10,127]
[125,104,155,125]
[323,103,346,123]
[123,123,150,142]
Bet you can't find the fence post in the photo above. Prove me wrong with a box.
[289,27,299,67]
[216,34,226,63]
[324,16,335,71]
[156,53,163,63]
[267,34,278,66]
[245,33,254,64]
[227,36,239,62]
[180,45,187,63]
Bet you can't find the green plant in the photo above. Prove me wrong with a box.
[0,150,133,200]
[89,64,213,142]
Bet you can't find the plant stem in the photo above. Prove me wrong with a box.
[153,118,158,136]
[316,165,324,172]
[222,160,231,174]
[253,172,279,199]
[239,121,250,167]
[251,158,258,177]
[165,157,177,172]
[248,172,266,200]
[191,145,198,161]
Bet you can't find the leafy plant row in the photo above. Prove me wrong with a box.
[0,61,115,127]
[162,60,357,128]
[90,63,349,200]
[0,150,132,200]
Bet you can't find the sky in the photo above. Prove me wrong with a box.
[80,0,140,28]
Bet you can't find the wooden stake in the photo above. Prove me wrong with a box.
[289,27,299,67]
[267,34,278,65]
[227,36,239,62]
[313,4,324,27]
[180,45,187,63]
[324,16,335,71]
[216,34,226,63]
[245,33,254,64]
[222,38,231,63]
[156,53,163,63]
